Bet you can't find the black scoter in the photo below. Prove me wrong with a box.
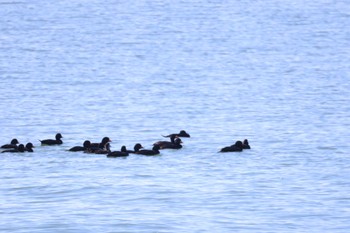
[1,138,20,149]
[220,141,243,152]
[69,140,91,152]
[242,139,251,149]
[154,135,177,148]
[24,143,35,152]
[156,137,183,149]
[107,146,129,158]
[163,130,190,138]
[40,133,63,145]
[136,144,160,156]
[90,137,111,149]
[1,144,25,153]
[126,143,143,153]
[87,137,111,154]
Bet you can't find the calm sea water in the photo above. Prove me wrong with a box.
[1,0,350,232]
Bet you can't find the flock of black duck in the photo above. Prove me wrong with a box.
[1,130,251,156]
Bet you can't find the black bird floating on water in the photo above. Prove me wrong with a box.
[155,135,176,148]
[68,140,91,152]
[220,141,244,152]
[125,143,143,153]
[162,130,190,138]
[136,144,160,156]
[1,144,25,153]
[87,137,111,154]
[162,137,183,149]
[90,137,111,149]
[154,135,183,149]
[107,146,129,158]
[25,143,35,152]
[242,139,251,149]
[1,138,20,149]
[40,133,63,145]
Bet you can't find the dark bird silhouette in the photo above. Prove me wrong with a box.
[2,144,25,153]
[90,137,111,149]
[155,136,183,149]
[107,146,129,158]
[136,144,160,156]
[125,143,143,153]
[220,141,243,152]
[162,130,190,138]
[87,137,111,154]
[24,143,35,152]
[40,133,63,145]
[154,135,177,148]
[242,139,251,149]
[163,137,183,149]
[1,138,20,149]
[68,140,91,152]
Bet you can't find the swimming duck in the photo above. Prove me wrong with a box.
[242,139,251,149]
[162,130,190,138]
[40,133,63,145]
[155,137,183,149]
[87,137,111,154]
[90,137,111,149]
[136,144,160,156]
[154,135,177,148]
[24,143,35,152]
[107,146,129,158]
[87,144,111,154]
[1,144,25,153]
[220,141,243,152]
[68,140,91,152]
[1,138,20,149]
[125,143,143,153]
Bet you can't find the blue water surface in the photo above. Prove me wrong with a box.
[1,0,350,232]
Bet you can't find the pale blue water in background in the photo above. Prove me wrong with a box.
[1,0,350,232]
